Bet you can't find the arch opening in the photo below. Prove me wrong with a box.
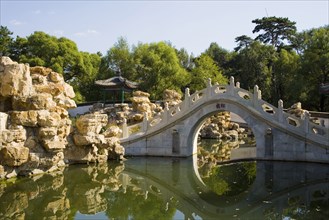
[187,109,257,168]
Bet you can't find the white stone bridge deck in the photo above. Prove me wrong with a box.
[120,77,329,163]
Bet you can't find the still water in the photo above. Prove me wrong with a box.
[1,154,329,219]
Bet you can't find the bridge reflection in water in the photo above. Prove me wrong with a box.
[0,157,328,219]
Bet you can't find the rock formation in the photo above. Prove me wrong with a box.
[129,90,162,122]
[199,111,250,141]
[0,57,124,179]
[163,89,182,108]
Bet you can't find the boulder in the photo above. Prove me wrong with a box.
[163,89,182,107]
[30,66,52,76]
[75,113,108,135]
[10,110,38,127]
[1,125,26,143]
[103,125,122,138]
[0,57,33,98]
[0,144,29,166]
[73,133,106,146]
[49,71,64,83]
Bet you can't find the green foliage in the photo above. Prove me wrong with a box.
[298,26,329,111]
[272,49,300,106]
[176,47,195,71]
[252,16,297,49]
[132,42,190,100]
[202,162,256,197]
[4,30,101,103]
[234,35,254,52]
[2,20,328,110]
[189,54,228,92]
[101,37,136,79]
[231,41,275,101]
[0,26,14,56]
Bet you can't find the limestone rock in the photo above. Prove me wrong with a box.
[103,126,122,138]
[130,90,156,121]
[163,89,182,107]
[30,66,52,76]
[0,144,29,166]
[0,57,33,98]
[37,111,61,127]
[10,111,38,127]
[63,83,75,99]
[41,137,67,152]
[287,102,307,118]
[49,71,63,82]
[75,113,108,135]
[1,125,26,143]
[73,133,106,146]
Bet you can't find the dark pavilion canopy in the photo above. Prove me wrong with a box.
[95,75,139,91]
[95,74,139,103]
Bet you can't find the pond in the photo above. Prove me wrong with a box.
[1,151,329,219]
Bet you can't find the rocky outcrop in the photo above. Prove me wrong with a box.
[90,90,163,125]
[287,102,308,118]
[163,89,182,108]
[199,112,250,141]
[66,113,124,163]
[0,57,124,179]
[129,90,162,122]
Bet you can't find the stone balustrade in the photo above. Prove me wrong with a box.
[122,77,329,148]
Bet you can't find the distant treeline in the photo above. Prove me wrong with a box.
[1,16,328,111]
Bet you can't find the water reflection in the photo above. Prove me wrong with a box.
[1,157,329,219]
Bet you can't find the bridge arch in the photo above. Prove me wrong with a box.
[186,99,260,158]
[121,77,329,163]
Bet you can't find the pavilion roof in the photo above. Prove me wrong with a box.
[95,76,139,91]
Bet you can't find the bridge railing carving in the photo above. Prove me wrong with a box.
[122,77,328,146]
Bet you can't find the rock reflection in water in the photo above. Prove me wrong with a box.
[0,157,329,219]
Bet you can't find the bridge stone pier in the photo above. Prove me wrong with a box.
[121,77,329,163]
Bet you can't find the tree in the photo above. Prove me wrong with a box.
[272,49,300,106]
[8,31,101,102]
[231,41,276,101]
[205,43,227,67]
[299,26,329,111]
[189,54,227,93]
[234,35,254,52]
[176,47,195,71]
[0,26,14,56]
[132,42,190,100]
[101,37,136,79]
[252,16,297,49]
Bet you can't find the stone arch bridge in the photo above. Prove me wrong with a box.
[120,77,329,163]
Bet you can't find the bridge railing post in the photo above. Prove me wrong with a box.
[163,102,169,123]
[227,76,235,96]
[277,99,284,123]
[253,85,262,107]
[142,112,148,132]
[184,87,191,109]
[303,111,310,133]
[122,118,129,138]
[206,78,212,100]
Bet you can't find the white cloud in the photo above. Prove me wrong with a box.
[53,30,64,36]
[74,29,100,37]
[10,19,24,26]
[87,29,99,34]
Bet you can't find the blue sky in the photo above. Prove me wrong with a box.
[1,0,328,56]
